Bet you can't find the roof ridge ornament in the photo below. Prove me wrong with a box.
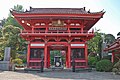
[25,9,28,12]
[10,8,15,11]
[101,9,104,12]
[83,7,86,11]
[9,8,15,15]
[88,9,90,13]
[30,6,32,9]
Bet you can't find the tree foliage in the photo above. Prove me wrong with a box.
[0,4,29,61]
[96,59,113,72]
[13,4,24,12]
[4,16,22,29]
[88,31,103,54]
[0,25,26,59]
[0,5,26,60]
[88,56,98,67]
[0,18,6,27]
[88,30,115,59]
[112,60,120,75]
[4,4,24,29]
[0,29,2,37]
[105,34,115,45]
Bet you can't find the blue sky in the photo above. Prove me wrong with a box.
[0,0,120,38]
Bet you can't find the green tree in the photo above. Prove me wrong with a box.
[0,18,6,27]
[4,4,24,29]
[13,4,24,12]
[4,16,22,29]
[88,30,103,55]
[0,29,2,37]
[0,5,26,60]
[105,34,115,45]
[88,29,116,59]
[0,25,26,59]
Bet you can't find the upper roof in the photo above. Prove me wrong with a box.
[11,7,104,15]
[11,7,105,30]
[25,7,88,14]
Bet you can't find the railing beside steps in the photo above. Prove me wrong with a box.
[71,59,88,72]
[25,58,44,72]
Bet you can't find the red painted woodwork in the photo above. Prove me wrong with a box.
[85,44,88,67]
[112,53,115,63]
[11,7,104,69]
[44,45,47,68]
[27,44,30,67]
[68,45,71,68]
[46,47,50,68]
[104,39,120,63]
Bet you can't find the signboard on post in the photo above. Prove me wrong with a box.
[4,47,11,61]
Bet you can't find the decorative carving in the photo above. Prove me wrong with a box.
[68,40,71,44]
[52,20,64,27]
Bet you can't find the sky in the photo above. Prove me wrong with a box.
[0,0,120,38]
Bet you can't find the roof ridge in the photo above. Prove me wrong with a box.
[30,7,84,9]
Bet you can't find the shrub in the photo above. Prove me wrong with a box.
[12,58,23,65]
[17,54,27,63]
[113,60,120,68]
[88,56,98,67]
[96,59,113,72]
[22,58,27,63]
[112,60,120,75]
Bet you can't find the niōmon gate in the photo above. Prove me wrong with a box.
[11,7,105,71]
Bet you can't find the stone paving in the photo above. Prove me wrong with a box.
[0,69,120,80]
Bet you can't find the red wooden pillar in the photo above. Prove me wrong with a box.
[111,52,115,63]
[85,44,88,67]
[47,47,50,68]
[81,21,84,33]
[66,49,68,68]
[66,45,71,68]
[44,45,47,68]
[27,43,30,67]
[68,44,71,68]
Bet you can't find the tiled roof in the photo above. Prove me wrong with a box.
[11,7,105,15]
[104,39,120,51]
[23,7,95,14]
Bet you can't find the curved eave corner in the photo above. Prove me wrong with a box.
[10,10,14,16]
[10,9,26,17]
[10,9,17,16]
[101,11,105,18]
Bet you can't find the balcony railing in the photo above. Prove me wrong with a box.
[21,30,94,34]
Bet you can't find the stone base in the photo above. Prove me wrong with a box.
[0,61,10,70]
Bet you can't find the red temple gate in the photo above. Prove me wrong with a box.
[11,7,104,70]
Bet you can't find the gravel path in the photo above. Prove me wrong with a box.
[0,70,120,80]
